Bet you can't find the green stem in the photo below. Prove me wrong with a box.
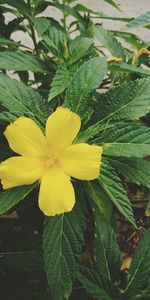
[30,24,38,54]
[62,0,67,32]
[27,0,38,54]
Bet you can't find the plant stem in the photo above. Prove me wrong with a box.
[62,0,67,32]
[27,0,38,54]
[30,24,38,54]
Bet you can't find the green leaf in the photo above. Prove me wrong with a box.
[104,0,122,11]
[42,25,67,58]
[92,78,150,123]
[0,111,16,123]
[84,181,112,220]
[127,10,150,28]
[76,122,116,143]
[35,17,64,37]
[111,31,148,50]
[0,37,21,48]
[0,184,35,214]
[109,62,150,77]
[34,0,50,15]
[77,267,117,300]
[95,210,121,282]
[0,0,29,15]
[123,227,150,297]
[99,161,136,226]
[49,2,84,24]
[107,157,150,188]
[0,74,49,124]
[43,199,86,300]
[69,36,93,64]
[95,26,125,58]
[35,17,51,36]
[74,3,130,22]
[104,143,150,159]
[0,51,46,72]
[48,64,72,101]
[98,122,150,158]
[65,57,107,118]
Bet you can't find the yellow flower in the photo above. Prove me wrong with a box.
[0,107,103,216]
[132,47,150,64]
[107,56,123,63]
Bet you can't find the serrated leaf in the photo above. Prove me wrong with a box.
[104,142,150,158]
[95,26,125,58]
[35,17,64,37]
[104,0,122,11]
[0,37,21,48]
[0,51,46,72]
[65,57,107,119]
[42,25,67,58]
[49,2,84,24]
[111,31,147,50]
[35,17,51,36]
[0,0,29,15]
[97,122,150,158]
[127,10,150,28]
[48,64,72,101]
[76,122,116,143]
[95,210,121,282]
[123,227,150,297]
[0,74,49,124]
[43,199,86,300]
[109,62,150,77]
[107,157,150,188]
[0,111,16,123]
[69,36,93,64]
[92,78,150,123]
[99,161,136,226]
[77,267,117,300]
[34,0,50,15]
[74,3,130,22]
[0,184,35,214]
[84,181,112,220]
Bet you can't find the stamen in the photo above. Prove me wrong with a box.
[41,156,56,169]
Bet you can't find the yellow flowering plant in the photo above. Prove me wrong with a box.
[0,1,150,300]
[0,107,102,216]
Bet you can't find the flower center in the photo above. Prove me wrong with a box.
[42,154,57,169]
[45,157,55,168]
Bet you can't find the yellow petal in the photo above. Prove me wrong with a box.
[39,167,75,216]
[59,143,103,180]
[4,117,48,157]
[46,107,81,154]
[121,255,132,271]
[0,156,46,189]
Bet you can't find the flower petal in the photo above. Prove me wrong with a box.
[4,117,48,157]
[39,167,75,216]
[59,143,103,180]
[0,157,46,189]
[46,107,81,154]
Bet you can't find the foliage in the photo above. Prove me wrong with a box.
[0,1,150,299]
